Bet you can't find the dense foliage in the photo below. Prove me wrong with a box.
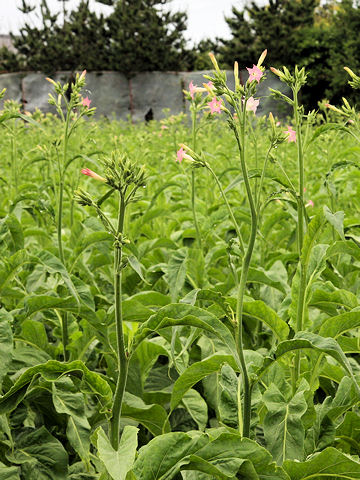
[0,57,360,478]
[5,0,192,75]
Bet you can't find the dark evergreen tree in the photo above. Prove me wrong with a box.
[11,0,108,73]
[106,0,191,75]
[326,0,360,103]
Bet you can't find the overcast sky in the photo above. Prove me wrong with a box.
[0,0,241,44]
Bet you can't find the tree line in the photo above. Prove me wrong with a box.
[1,0,359,107]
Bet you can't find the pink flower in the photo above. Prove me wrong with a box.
[189,81,197,100]
[306,200,314,208]
[206,81,214,89]
[245,96,260,114]
[82,96,91,108]
[207,97,222,114]
[176,147,185,163]
[161,125,168,130]
[285,126,296,143]
[81,168,106,182]
[276,121,281,127]
[246,65,263,83]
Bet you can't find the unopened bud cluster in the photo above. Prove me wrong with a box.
[103,152,146,194]
[47,70,95,117]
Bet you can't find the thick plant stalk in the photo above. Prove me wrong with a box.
[109,195,129,450]
[58,114,70,361]
[293,89,306,386]
[233,103,257,438]
[191,109,202,249]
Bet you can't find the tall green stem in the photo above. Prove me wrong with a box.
[58,113,70,360]
[234,105,257,438]
[206,164,244,253]
[110,194,129,450]
[191,109,202,249]
[293,88,306,385]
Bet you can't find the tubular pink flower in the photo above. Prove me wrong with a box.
[246,64,263,83]
[207,97,222,114]
[176,147,185,163]
[82,96,91,108]
[189,81,197,100]
[244,96,260,114]
[285,126,296,143]
[81,168,106,182]
[305,200,314,207]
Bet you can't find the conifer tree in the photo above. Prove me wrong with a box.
[106,0,190,75]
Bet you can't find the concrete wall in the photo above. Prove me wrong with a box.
[0,70,291,120]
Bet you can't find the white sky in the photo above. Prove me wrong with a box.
[0,0,242,44]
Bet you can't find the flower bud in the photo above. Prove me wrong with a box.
[257,49,267,68]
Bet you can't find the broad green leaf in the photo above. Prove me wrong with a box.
[257,331,359,394]
[319,311,360,338]
[243,301,289,341]
[326,240,360,262]
[336,412,360,454]
[132,431,289,480]
[283,447,360,479]
[4,215,24,252]
[36,250,80,305]
[131,304,239,366]
[166,248,188,302]
[218,364,238,428]
[323,206,345,240]
[6,427,68,480]
[0,310,13,388]
[247,267,287,293]
[20,319,54,356]
[275,332,358,390]
[52,378,91,464]
[0,249,27,294]
[122,392,170,436]
[0,360,112,414]
[171,354,238,411]
[263,383,308,464]
[97,426,138,480]
[182,389,208,431]
[0,462,20,480]
[309,288,358,315]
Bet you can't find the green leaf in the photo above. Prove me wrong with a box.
[132,431,289,480]
[122,392,170,436]
[20,319,54,356]
[0,249,28,294]
[36,250,80,305]
[0,463,20,480]
[4,215,24,252]
[171,354,237,411]
[52,378,91,464]
[218,364,238,428]
[243,301,289,341]
[128,255,149,283]
[97,426,138,480]
[276,332,360,394]
[0,360,112,414]
[326,240,360,262]
[309,288,358,315]
[6,427,68,480]
[0,310,13,388]
[131,304,239,367]
[319,311,360,338]
[182,389,208,431]
[283,447,360,479]
[323,206,345,240]
[263,383,308,464]
[166,248,188,302]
